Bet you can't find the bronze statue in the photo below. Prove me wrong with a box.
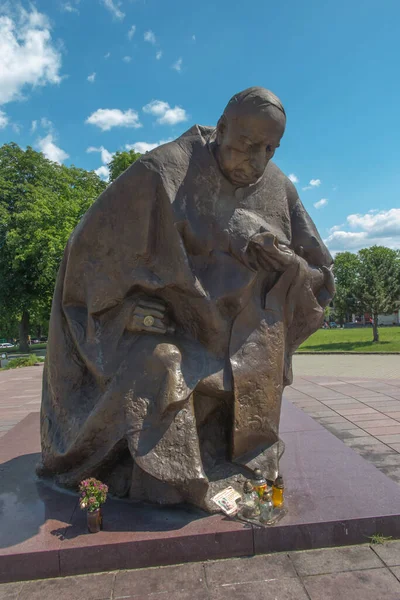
[38,87,334,511]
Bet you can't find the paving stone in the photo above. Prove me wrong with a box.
[379,466,400,483]
[325,421,362,431]
[382,409,400,417]
[385,412,400,420]
[205,554,296,587]
[354,419,399,429]
[372,541,400,566]
[19,573,115,600]
[350,413,400,423]
[389,566,400,582]
[376,434,400,444]
[321,399,364,406]
[121,591,209,600]
[304,410,337,418]
[336,408,379,416]
[364,453,400,467]
[366,425,400,435]
[114,563,206,598]
[303,568,400,600]
[289,545,382,576]
[291,400,322,407]
[343,436,385,447]
[388,443,400,452]
[208,577,309,599]
[317,416,351,424]
[0,582,23,600]
[328,427,367,439]
[356,445,395,460]
[362,399,400,407]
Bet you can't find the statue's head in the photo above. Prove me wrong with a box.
[215,87,286,187]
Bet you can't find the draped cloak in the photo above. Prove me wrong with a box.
[39,125,334,509]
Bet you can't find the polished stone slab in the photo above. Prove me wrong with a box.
[2,400,400,583]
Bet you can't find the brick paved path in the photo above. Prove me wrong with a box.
[2,542,400,599]
[1,358,400,483]
[0,365,42,439]
[294,354,400,380]
[1,357,400,599]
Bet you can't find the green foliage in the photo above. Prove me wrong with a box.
[108,149,141,182]
[368,534,393,545]
[333,251,361,323]
[356,246,400,317]
[3,354,43,369]
[334,246,400,341]
[0,143,106,345]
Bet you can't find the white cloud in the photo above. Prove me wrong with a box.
[192,34,196,41]
[86,108,142,131]
[87,72,96,83]
[0,6,63,106]
[329,223,344,233]
[125,139,171,153]
[314,198,328,209]
[61,1,80,13]
[156,50,162,60]
[172,58,183,72]
[40,117,53,130]
[128,25,136,40]
[143,100,169,117]
[143,100,187,125]
[30,117,53,134]
[302,178,322,191]
[12,123,21,134]
[101,0,125,20]
[325,208,400,253]
[95,165,110,181]
[123,56,132,63]
[0,111,9,129]
[144,30,156,44]
[37,133,69,164]
[104,52,111,59]
[347,208,400,236]
[86,145,113,164]
[87,146,113,181]
[288,173,298,184]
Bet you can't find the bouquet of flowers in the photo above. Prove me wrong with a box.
[79,478,108,512]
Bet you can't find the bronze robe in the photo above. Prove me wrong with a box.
[40,125,333,509]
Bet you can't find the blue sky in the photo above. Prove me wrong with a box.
[1,0,399,254]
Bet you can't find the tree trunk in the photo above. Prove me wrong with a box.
[372,313,379,343]
[37,324,42,339]
[19,311,30,353]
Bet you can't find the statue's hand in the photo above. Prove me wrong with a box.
[249,232,298,272]
[127,298,175,335]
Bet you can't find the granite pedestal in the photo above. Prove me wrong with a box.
[1,399,400,583]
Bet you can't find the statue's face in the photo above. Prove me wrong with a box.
[216,109,285,187]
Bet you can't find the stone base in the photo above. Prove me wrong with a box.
[2,400,400,583]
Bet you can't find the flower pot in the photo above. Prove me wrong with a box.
[87,508,102,533]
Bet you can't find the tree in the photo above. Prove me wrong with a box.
[108,149,141,182]
[356,246,400,342]
[333,251,361,324]
[0,143,106,351]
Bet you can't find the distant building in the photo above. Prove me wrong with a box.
[378,310,400,326]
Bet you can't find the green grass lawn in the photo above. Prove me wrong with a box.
[298,326,400,353]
